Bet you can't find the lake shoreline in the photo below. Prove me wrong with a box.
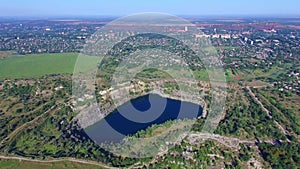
[76,88,207,129]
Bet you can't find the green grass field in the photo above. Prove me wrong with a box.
[0,53,99,79]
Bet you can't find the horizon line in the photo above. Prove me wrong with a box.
[1,14,300,20]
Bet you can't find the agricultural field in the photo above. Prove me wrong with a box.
[0,53,98,79]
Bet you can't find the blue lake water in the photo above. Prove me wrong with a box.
[85,94,202,143]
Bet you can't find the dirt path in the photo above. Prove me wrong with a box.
[188,132,256,149]
[130,130,283,169]
[130,132,270,169]
[0,105,58,150]
[0,155,113,169]
[246,86,289,136]
[0,102,114,169]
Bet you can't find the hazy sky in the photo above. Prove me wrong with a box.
[1,0,300,17]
